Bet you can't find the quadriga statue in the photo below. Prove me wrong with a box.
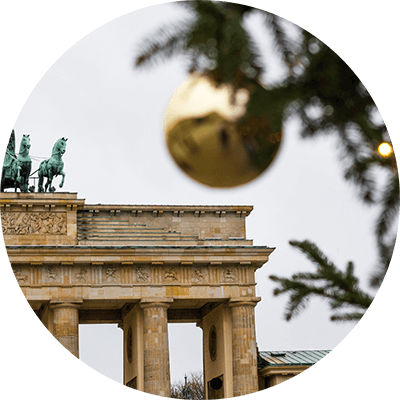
[1,130,33,193]
[38,137,67,193]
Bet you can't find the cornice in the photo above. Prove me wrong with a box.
[81,204,254,215]
[258,365,310,377]
[6,244,274,266]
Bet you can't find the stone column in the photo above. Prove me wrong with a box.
[140,300,172,397]
[229,298,260,397]
[50,302,81,358]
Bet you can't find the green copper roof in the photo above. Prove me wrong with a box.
[258,350,330,367]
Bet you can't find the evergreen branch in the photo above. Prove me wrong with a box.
[343,156,377,204]
[135,21,192,68]
[330,312,365,322]
[269,240,374,321]
[370,174,400,287]
[135,1,265,87]
[375,171,400,242]
[133,2,399,319]
[263,13,295,74]
[370,235,398,287]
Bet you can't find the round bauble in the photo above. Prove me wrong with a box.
[164,74,283,188]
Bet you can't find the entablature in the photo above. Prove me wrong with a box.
[0,192,85,211]
[6,244,274,268]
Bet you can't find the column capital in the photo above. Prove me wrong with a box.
[49,300,83,310]
[228,297,261,308]
[139,298,173,310]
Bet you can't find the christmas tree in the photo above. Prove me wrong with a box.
[135,1,399,322]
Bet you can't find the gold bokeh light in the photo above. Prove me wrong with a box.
[378,142,393,157]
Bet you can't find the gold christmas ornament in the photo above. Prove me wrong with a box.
[164,74,283,188]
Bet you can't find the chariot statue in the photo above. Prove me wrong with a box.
[1,130,33,192]
[38,137,67,192]
[1,131,68,193]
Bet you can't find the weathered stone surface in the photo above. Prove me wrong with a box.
[50,302,81,357]
[1,192,274,398]
[0,192,83,245]
[2,211,67,235]
[229,299,260,397]
[140,300,172,397]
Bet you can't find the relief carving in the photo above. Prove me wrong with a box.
[164,267,178,282]
[13,268,28,283]
[75,267,88,282]
[1,212,67,235]
[192,267,207,283]
[46,266,58,282]
[11,263,245,287]
[209,325,217,362]
[105,267,119,283]
[224,267,237,283]
[136,267,149,282]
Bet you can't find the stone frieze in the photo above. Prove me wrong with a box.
[1,212,67,235]
[12,264,248,286]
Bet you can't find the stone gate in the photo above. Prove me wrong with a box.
[1,192,274,398]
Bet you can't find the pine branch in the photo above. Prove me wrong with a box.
[135,1,266,87]
[135,21,192,68]
[269,240,374,321]
[344,160,375,201]
[134,2,397,201]
[370,235,397,287]
[370,168,398,287]
[263,12,297,75]
[375,171,400,242]
[330,312,365,322]
[133,2,399,313]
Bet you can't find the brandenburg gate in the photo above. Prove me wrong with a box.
[1,192,274,398]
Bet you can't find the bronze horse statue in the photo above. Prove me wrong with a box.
[38,137,67,192]
[1,131,33,192]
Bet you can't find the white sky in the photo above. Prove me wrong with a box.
[1,1,399,400]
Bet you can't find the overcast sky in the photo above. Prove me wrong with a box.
[1,1,399,400]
